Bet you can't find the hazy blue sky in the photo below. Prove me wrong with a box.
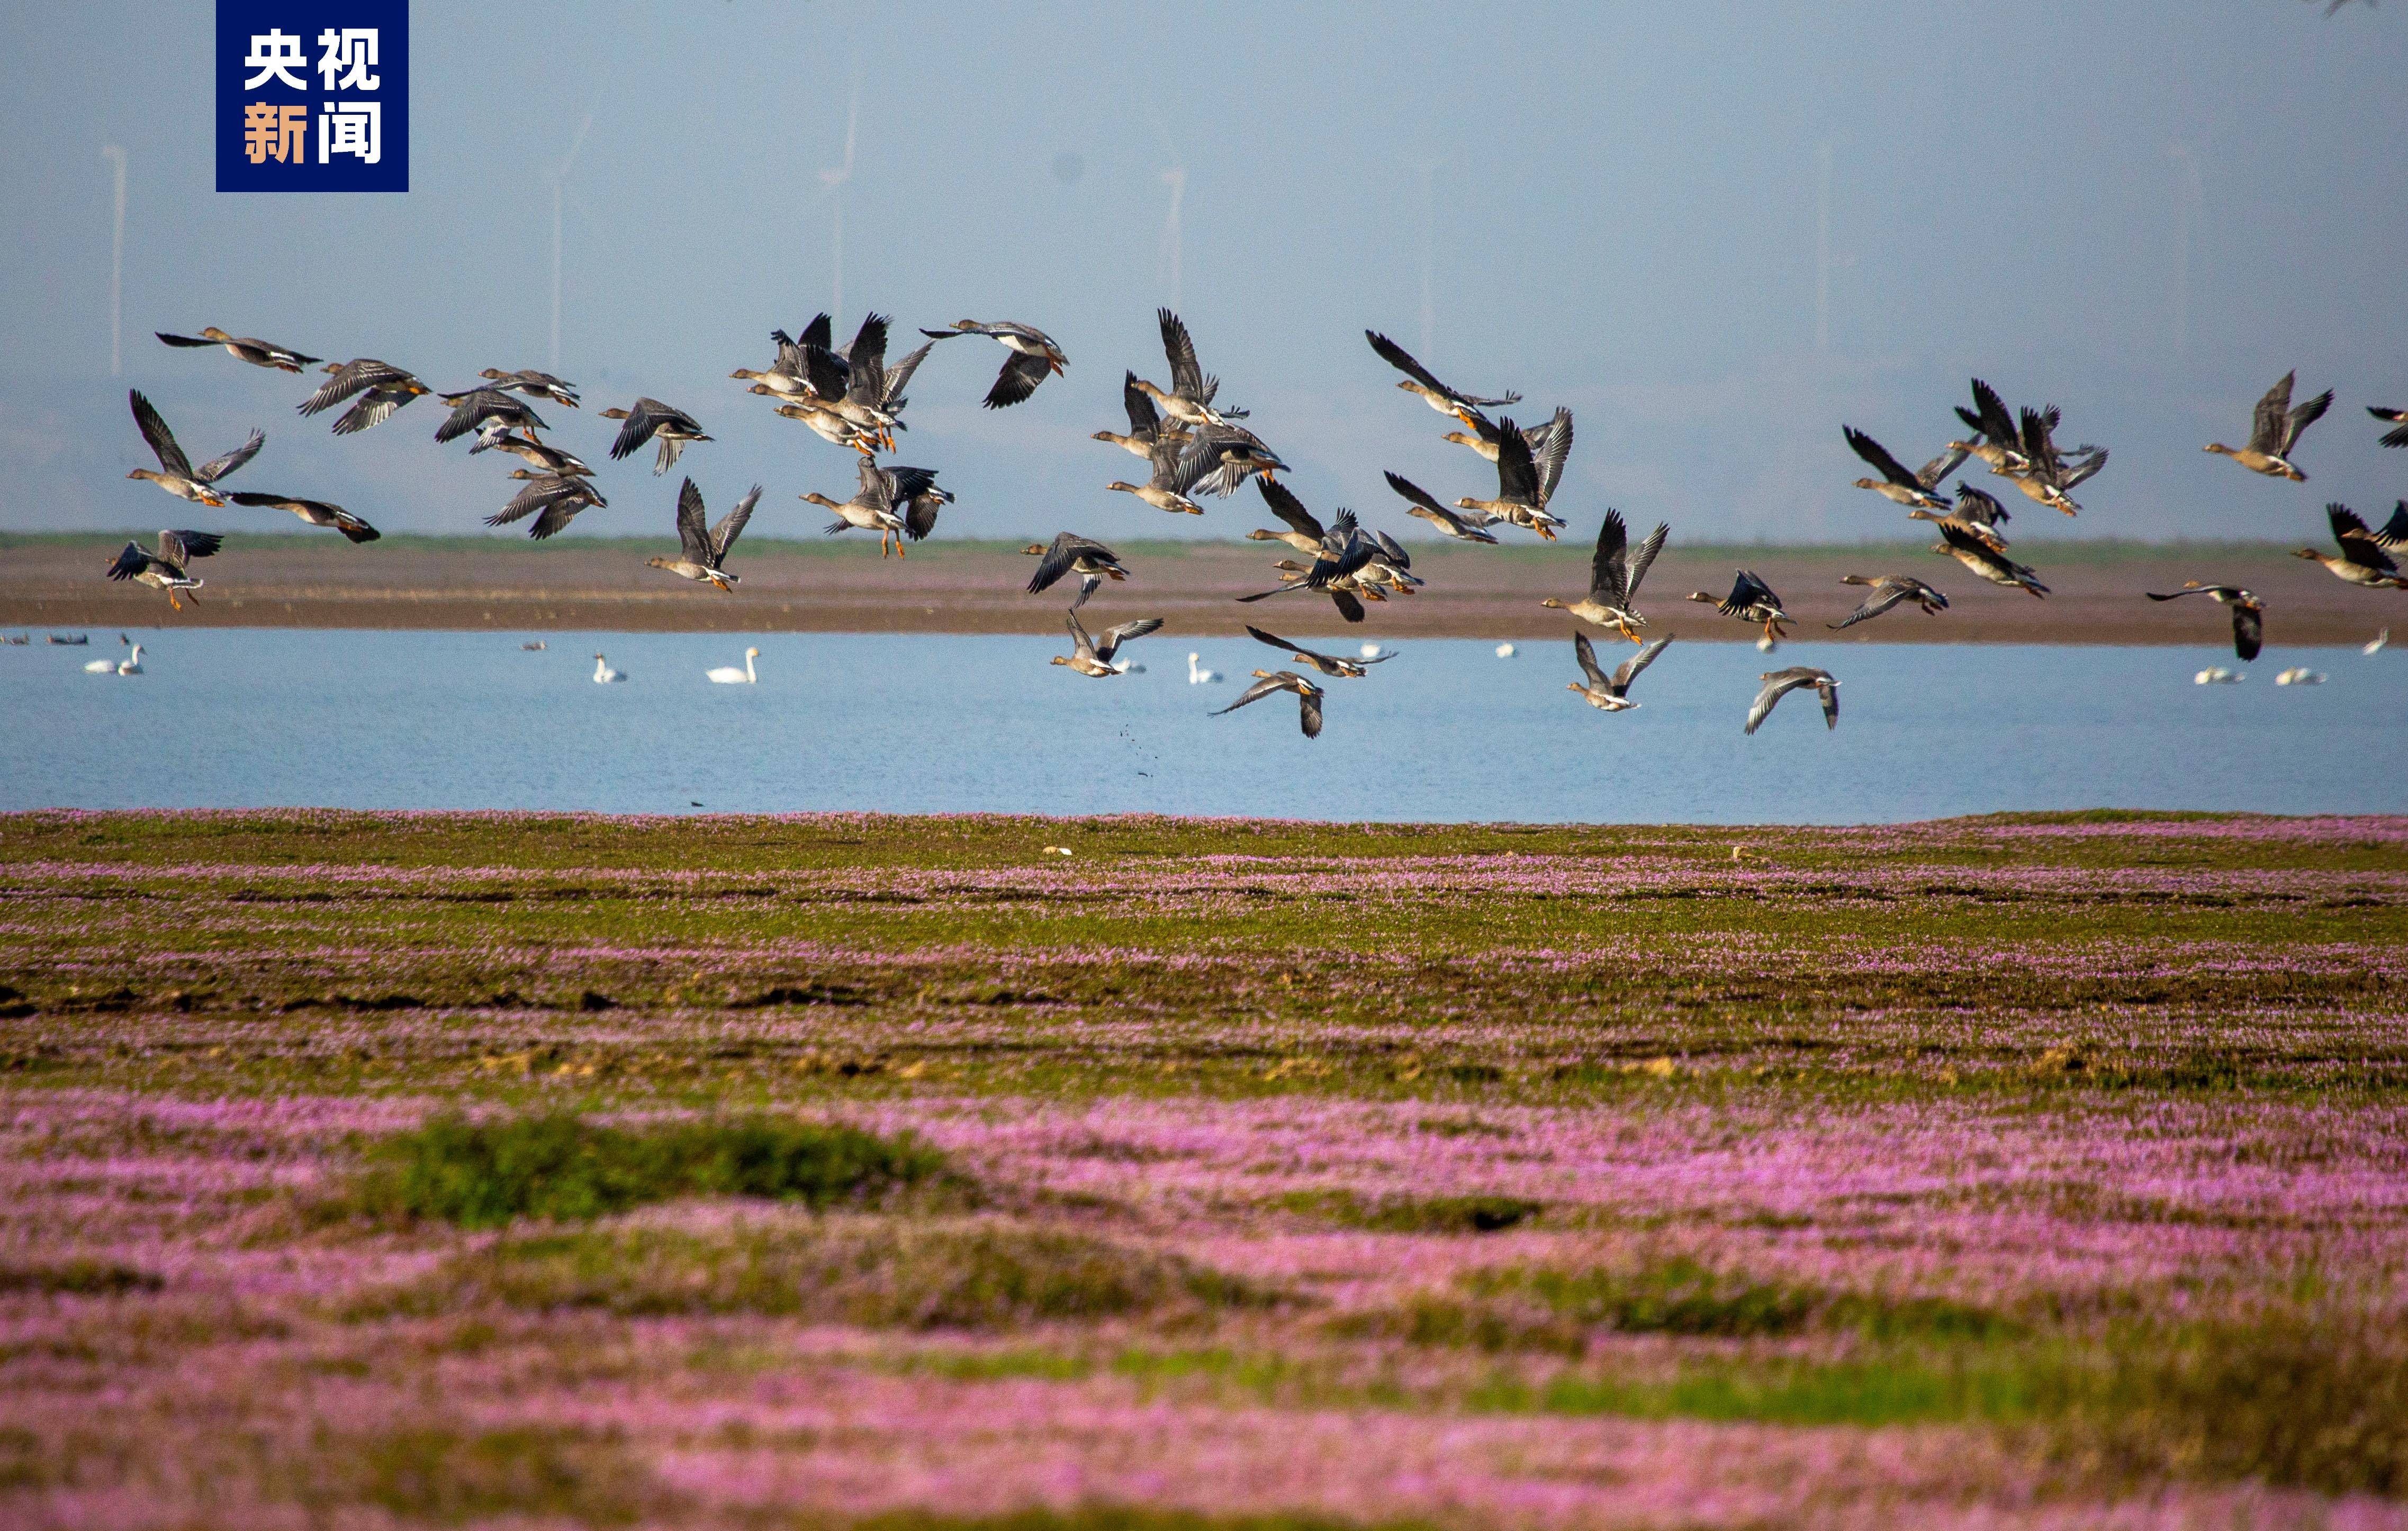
[3,1,2404,547]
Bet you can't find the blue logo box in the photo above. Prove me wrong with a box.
[216,2,409,192]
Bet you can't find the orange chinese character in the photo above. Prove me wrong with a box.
[242,102,279,165]
[243,102,310,165]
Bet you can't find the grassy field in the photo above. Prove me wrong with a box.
[3,809,2406,1528]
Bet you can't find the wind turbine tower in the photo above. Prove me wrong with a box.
[102,144,125,376]
[821,84,860,328]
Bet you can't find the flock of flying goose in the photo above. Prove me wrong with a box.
[100,318,2408,737]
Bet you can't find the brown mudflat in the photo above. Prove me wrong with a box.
[2,534,2393,646]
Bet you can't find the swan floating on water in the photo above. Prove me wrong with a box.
[2194,667,2242,685]
[1186,653,1221,684]
[521,640,547,651]
[1359,642,1384,659]
[86,643,143,676]
[2275,667,2326,686]
[592,652,625,683]
[2366,629,2389,656]
[707,647,759,684]
[1494,642,1517,658]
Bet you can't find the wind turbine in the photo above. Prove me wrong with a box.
[820,81,860,329]
[101,144,125,376]
[1402,155,1444,359]
[551,107,597,374]
[1814,141,1833,354]
[1144,103,1187,311]
[1157,168,1187,310]
[2167,142,2201,357]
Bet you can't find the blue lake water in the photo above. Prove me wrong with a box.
[2,629,2397,822]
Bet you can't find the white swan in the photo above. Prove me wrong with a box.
[592,652,625,683]
[1186,652,1221,684]
[2193,667,2242,685]
[1494,642,1518,659]
[2365,628,2389,656]
[1358,642,1384,660]
[2275,667,2326,686]
[707,647,759,684]
[118,644,143,675]
[87,642,144,675]
[83,655,115,673]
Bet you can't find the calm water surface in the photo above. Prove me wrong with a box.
[3,629,2397,822]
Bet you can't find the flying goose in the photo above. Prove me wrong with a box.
[486,473,606,539]
[1568,632,1670,713]
[919,320,1068,409]
[1844,427,1958,511]
[824,316,931,450]
[1133,308,1247,427]
[1093,370,1188,459]
[477,368,580,407]
[2294,504,2408,588]
[155,328,319,373]
[1904,501,2010,551]
[104,530,221,610]
[768,387,882,454]
[1685,570,1792,646]
[227,492,380,543]
[1247,478,1337,556]
[434,387,547,445]
[2146,583,2265,660]
[1828,574,1949,631]
[1384,470,1500,542]
[2370,406,2408,449]
[1924,480,2012,545]
[602,397,711,474]
[897,479,954,546]
[1933,520,2048,596]
[1951,378,2032,475]
[1106,436,1210,515]
[801,459,941,558]
[1361,530,1423,596]
[2206,372,2332,480]
[2007,406,2105,514]
[473,430,591,477]
[1213,669,1323,737]
[299,359,431,434]
[647,478,757,591]
[126,390,261,506]
[1243,624,1393,678]
[1238,496,1377,604]
[1023,533,1129,611]
[1178,422,1289,498]
[1541,509,1669,642]
[1441,405,1571,468]
[1456,415,1568,538]
[1364,330,1520,425]
[1745,667,1839,735]
[1053,611,1162,676]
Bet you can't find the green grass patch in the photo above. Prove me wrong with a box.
[2060,1318,2408,1497]
[0,1258,164,1297]
[1277,1191,1543,1235]
[393,1219,1276,1330]
[306,1425,660,1525]
[345,1113,948,1228]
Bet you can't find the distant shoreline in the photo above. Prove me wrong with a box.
[5,535,2394,645]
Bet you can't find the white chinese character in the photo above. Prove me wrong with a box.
[242,29,308,90]
[315,28,380,92]
[318,101,381,166]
